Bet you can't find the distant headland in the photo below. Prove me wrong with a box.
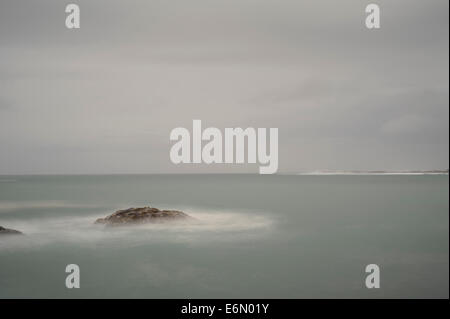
[295,170,449,175]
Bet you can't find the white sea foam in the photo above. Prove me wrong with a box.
[0,208,274,250]
[0,200,98,212]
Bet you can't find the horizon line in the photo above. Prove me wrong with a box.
[0,169,448,177]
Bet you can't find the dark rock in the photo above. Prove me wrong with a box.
[95,206,191,226]
[0,226,23,235]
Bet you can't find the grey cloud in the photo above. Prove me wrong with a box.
[0,0,448,173]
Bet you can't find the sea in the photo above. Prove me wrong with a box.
[0,174,448,298]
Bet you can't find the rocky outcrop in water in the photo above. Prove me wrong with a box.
[95,207,191,226]
[0,226,23,235]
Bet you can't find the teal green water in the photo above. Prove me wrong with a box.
[0,175,448,298]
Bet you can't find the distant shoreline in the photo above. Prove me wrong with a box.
[295,170,449,176]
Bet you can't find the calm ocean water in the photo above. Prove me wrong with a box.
[0,175,448,298]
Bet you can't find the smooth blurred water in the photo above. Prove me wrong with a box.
[0,174,448,298]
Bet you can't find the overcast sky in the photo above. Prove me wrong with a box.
[0,0,448,174]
